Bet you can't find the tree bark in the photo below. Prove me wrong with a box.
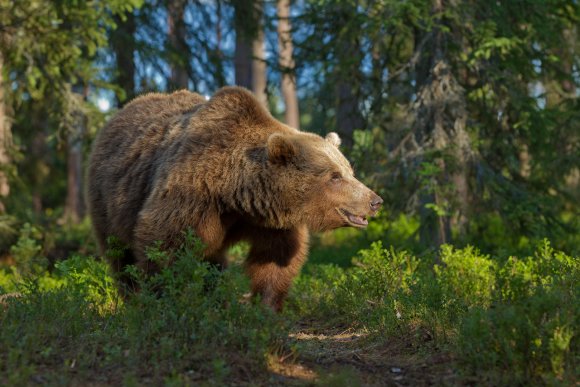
[277,0,299,128]
[235,0,267,107]
[336,80,364,149]
[111,11,136,106]
[251,1,267,107]
[414,0,471,248]
[234,0,254,90]
[167,0,189,90]
[64,86,88,224]
[0,50,11,213]
[30,121,49,215]
[334,7,364,148]
[210,0,227,87]
[235,32,253,89]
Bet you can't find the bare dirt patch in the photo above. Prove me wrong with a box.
[274,322,460,386]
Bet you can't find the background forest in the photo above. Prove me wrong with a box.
[0,0,578,385]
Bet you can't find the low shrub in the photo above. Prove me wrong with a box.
[0,233,288,385]
[459,240,578,384]
[434,244,496,309]
[294,240,578,384]
[1,235,577,385]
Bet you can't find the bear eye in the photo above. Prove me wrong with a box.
[331,172,342,182]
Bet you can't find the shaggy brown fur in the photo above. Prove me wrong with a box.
[87,86,382,311]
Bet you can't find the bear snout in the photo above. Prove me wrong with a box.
[370,194,383,213]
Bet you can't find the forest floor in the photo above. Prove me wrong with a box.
[0,291,461,386]
[2,232,576,385]
[269,322,459,386]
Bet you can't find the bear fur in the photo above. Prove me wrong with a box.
[87,87,381,310]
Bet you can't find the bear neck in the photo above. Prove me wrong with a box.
[224,161,299,230]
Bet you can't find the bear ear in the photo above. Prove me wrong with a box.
[267,133,297,164]
[325,132,341,147]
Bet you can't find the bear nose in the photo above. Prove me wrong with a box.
[370,195,383,211]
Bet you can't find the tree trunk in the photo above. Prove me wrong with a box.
[111,11,136,106]
[414,0,471,248]
[235,0,267,107]
[211,0,227,87]
[251,1,267,107]
[65,140,83,224]
[334,7,364,148]
[235,31,253,89]
[167,0,189,90]
[336,80,364,149]
[559,27,579,202]
[277,0,299,128]
[542,26,578,202]
[0,50,11,214]
[547,27,577,102]
[234,0,254,89]
[64,86,88,224]
[30,121,49,215]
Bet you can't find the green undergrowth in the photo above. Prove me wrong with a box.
[290,240,579,385]
[0,233,286,385]
[1,234,578,385]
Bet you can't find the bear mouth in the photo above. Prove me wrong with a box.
[338,209,369,228]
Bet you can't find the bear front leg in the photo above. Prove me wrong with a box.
[245,225,309,312]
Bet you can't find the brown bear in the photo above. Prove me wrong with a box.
[87,86,382,311]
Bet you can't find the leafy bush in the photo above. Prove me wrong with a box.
[292,241,419,332]
[289,263,346,317]
[294,240,578,384]
[45,217,97,258]
[0,215,20,255]
[54,254,117,309]
[459,240,578,384]
[434,244,496,309]
[1,234,577,385]
[498,240,578,301]
[0,233,288,385]
[9,223,47,275]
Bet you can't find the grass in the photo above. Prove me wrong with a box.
[0,230,578,385]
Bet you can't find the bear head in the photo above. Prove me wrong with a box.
[267,131,383,232]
